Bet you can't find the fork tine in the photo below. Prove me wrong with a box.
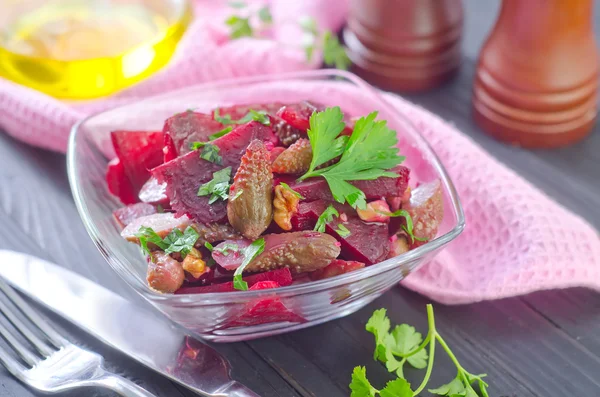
[0,321,38,366]
[0,296,54,357]
[0,280,65,348]
[0,341,28,379]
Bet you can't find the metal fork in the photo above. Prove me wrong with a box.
[0,278,157,396]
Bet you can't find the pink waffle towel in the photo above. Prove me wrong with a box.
[0,1,598,305]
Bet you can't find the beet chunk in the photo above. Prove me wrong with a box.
[213,102,286,120]
[174,268,292,294]
[284,166,410,202]
[276,101,323,131]
[110,130,164,197]
[293,200,390,264]
[113,203,157,229]
[138,177,169,207]
[152,121,277,223]
[163,111,224,157]
[106,158,137,205]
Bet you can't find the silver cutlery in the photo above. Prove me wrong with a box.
[0,278,156,396]
[0,250,259,397]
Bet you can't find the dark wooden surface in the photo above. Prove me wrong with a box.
[1,2,599,396]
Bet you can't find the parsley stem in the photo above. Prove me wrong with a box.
[397,358,406,379]
[403,333,431,358]
[435,333,472,386]
[412,304,436,396]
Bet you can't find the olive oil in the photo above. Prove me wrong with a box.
[0,1,191,99]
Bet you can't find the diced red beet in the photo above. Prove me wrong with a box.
[293,200,390,264]
[249,281,280,290]
[174,268,292,294]
[138,177,169,207]
[163,111,224,157]
[276,101,322,131]
[106,158,137,205]
[244,268,293,286]
[163,133,177,163]
[213,103,286,120]
[285,166,410,202]
[111,130,164,196]
[212,239,251,270]
[309,259,365,280]
[152,121,276,223]
[223,297,306,328]
[211,121,278,161]
[112,203,157,228]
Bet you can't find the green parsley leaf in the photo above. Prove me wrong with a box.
[302,107,347,175]
[382,209,427,244]
[258,6,272,24]
[379,378,412,397]
[228,1,246,8]
[230,189,244,201]
[365,308,390,362]
[197,167,232,204]
[204,241,214,251]
[214,243,239,256]
[301,110,404,210]
[200,144,222,164]
[279,182,304,199]
[225,15,253,39]
[233,238,266,290]
[190,141,207,150]
[209,126,233,141]
[314,205,339,233]
[299,16,319,36]
[163,226,199,258]
[349,366,378,397]
[214,108,270,126]
[323,31,351,70]
[335,223,351,237]
[429,377,467,396]
[390,324,428,369]
[135,226,168,256]
[156,204,164,213]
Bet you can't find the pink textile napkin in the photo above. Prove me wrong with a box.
[1,1,599,305]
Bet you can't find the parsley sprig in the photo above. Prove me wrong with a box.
[214,108,270,126]
[380,210,427,244]
[135,226,199,259]
[314,205,339,233]
[350,306,489,397]
[300,17,351,69]
[225,2,272,40]
[197,167,232,204]
[233,238,266,290]
[300,108,405,210]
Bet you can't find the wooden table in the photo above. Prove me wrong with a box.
[1,2,599,396]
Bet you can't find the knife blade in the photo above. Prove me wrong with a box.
[0,250,259,397]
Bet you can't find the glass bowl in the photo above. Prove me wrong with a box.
[0,0,191,99]
[67,70,465,342]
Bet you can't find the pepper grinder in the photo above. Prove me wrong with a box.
[473,0,599,148]
[343,0,463,92]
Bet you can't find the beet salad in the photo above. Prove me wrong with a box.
[106,102,444,294]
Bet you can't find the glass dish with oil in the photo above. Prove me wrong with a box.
[0,0,191,99]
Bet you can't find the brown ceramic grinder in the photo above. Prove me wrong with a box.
[344,0,463,92]
[473,0,599,148]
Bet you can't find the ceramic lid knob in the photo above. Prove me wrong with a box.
[344,0,463,92]
[472,0,599,147]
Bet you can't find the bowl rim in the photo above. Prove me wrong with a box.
[67,69,465,305]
